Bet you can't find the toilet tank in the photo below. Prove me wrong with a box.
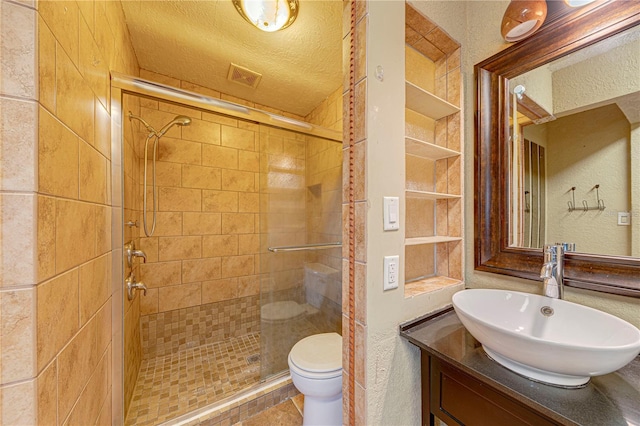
[304,263,341,309]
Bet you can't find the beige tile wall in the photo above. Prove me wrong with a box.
[135,83,264,317]
[304,87,344,332]
[14,0,138,424]
[122,93,143,417]
[306,86,344,270]
[0,0,39,420]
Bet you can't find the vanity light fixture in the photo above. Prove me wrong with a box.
[232,0,299,32]
[500,0,548,42]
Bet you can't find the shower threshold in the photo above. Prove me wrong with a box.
[125,333,262,426]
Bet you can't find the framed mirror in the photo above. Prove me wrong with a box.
[475,0,640,297]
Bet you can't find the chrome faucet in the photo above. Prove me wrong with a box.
[540,244,565,299]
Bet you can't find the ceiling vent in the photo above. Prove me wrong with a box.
[227,63,262,89]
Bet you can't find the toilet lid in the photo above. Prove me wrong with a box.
[289,333,342,373]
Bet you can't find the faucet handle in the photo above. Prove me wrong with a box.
[131,249,147,263]
[542,244,557,262]
[125,273,148,300]
[555,242,575,253]
[125,241,147,267]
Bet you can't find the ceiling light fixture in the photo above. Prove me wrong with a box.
[500,0,547,42]
[564,0,598,7]
[232,0,299,32]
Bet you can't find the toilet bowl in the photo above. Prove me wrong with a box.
[288,333,343,426]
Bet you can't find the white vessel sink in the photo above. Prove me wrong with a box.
[452,289,640,387]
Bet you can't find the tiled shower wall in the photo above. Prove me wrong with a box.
[123,93,144,415]
[305,87,344,333]
[134,70,315,359]
[0,0,139,423]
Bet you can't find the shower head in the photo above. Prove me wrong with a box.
[157,115,191,137]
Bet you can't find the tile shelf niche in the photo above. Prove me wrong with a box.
[406,190,461,200]
[405,236,463,246]
[405,81,460,120]
[405,136,460,160]
[404,4,464,299]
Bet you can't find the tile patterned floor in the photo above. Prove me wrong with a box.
[234,399,303,426]
[126,333,261,426]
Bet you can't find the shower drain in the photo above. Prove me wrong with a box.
[246,354,260,364]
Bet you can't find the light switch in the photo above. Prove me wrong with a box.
[383,255,399,291]
[618,212,631,226]
[383,197,399,231]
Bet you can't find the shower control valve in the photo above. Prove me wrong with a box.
[126,273,147,300]
[124,241,147,268]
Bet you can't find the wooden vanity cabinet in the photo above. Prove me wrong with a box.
[421,354,561,426]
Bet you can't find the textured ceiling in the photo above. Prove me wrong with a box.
[121,0,343,116]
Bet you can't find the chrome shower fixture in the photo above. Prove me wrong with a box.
[128,112,156,135]
[157,115,191,137]
[127,111,192,237]
[128,112,191,137]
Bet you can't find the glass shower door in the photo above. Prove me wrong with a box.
[258,124,343,380]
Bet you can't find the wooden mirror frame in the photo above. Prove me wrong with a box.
[475,0,640,298]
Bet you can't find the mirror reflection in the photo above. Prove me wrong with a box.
[508,25,640,257]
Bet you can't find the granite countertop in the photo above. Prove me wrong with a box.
[400,309,640,426]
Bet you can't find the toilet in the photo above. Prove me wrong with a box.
[288,332,343,426]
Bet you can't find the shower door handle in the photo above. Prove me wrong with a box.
[268,242,342,252]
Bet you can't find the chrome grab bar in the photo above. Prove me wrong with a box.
[268,242,342,253]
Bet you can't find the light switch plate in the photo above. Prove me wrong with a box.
[383,197,400,231]
[618,212,631,226]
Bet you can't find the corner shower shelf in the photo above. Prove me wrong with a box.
[405,276,463,298]
[405,236,463,246]
[406,81,460,120]
[406,190,461,200]
[405,136,460,159]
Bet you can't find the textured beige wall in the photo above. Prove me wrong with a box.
[359,2,640,425]
[546,104,630,256]
[553,35,640,116]
[632,123,640,257]
[362,2,464,425]
[512,65,554,114]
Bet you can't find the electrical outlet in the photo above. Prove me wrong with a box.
[383,255,399,291]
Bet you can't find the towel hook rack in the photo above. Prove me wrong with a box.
[567,187,576,212]
[580,184,605,212]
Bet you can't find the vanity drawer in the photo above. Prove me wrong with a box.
[430,358,559,426]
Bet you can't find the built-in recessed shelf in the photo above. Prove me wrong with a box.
[406,190,461,200]
[404,276,463,298]
[406,81,460,120]
[405,236,463,246]
[405,136,460,160]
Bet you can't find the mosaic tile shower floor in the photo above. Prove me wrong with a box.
[125,333,261,426]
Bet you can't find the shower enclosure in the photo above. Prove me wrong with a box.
[111,74,342,425]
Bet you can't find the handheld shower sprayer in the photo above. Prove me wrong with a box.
[157,115,191,138]
[127,112,192,236]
